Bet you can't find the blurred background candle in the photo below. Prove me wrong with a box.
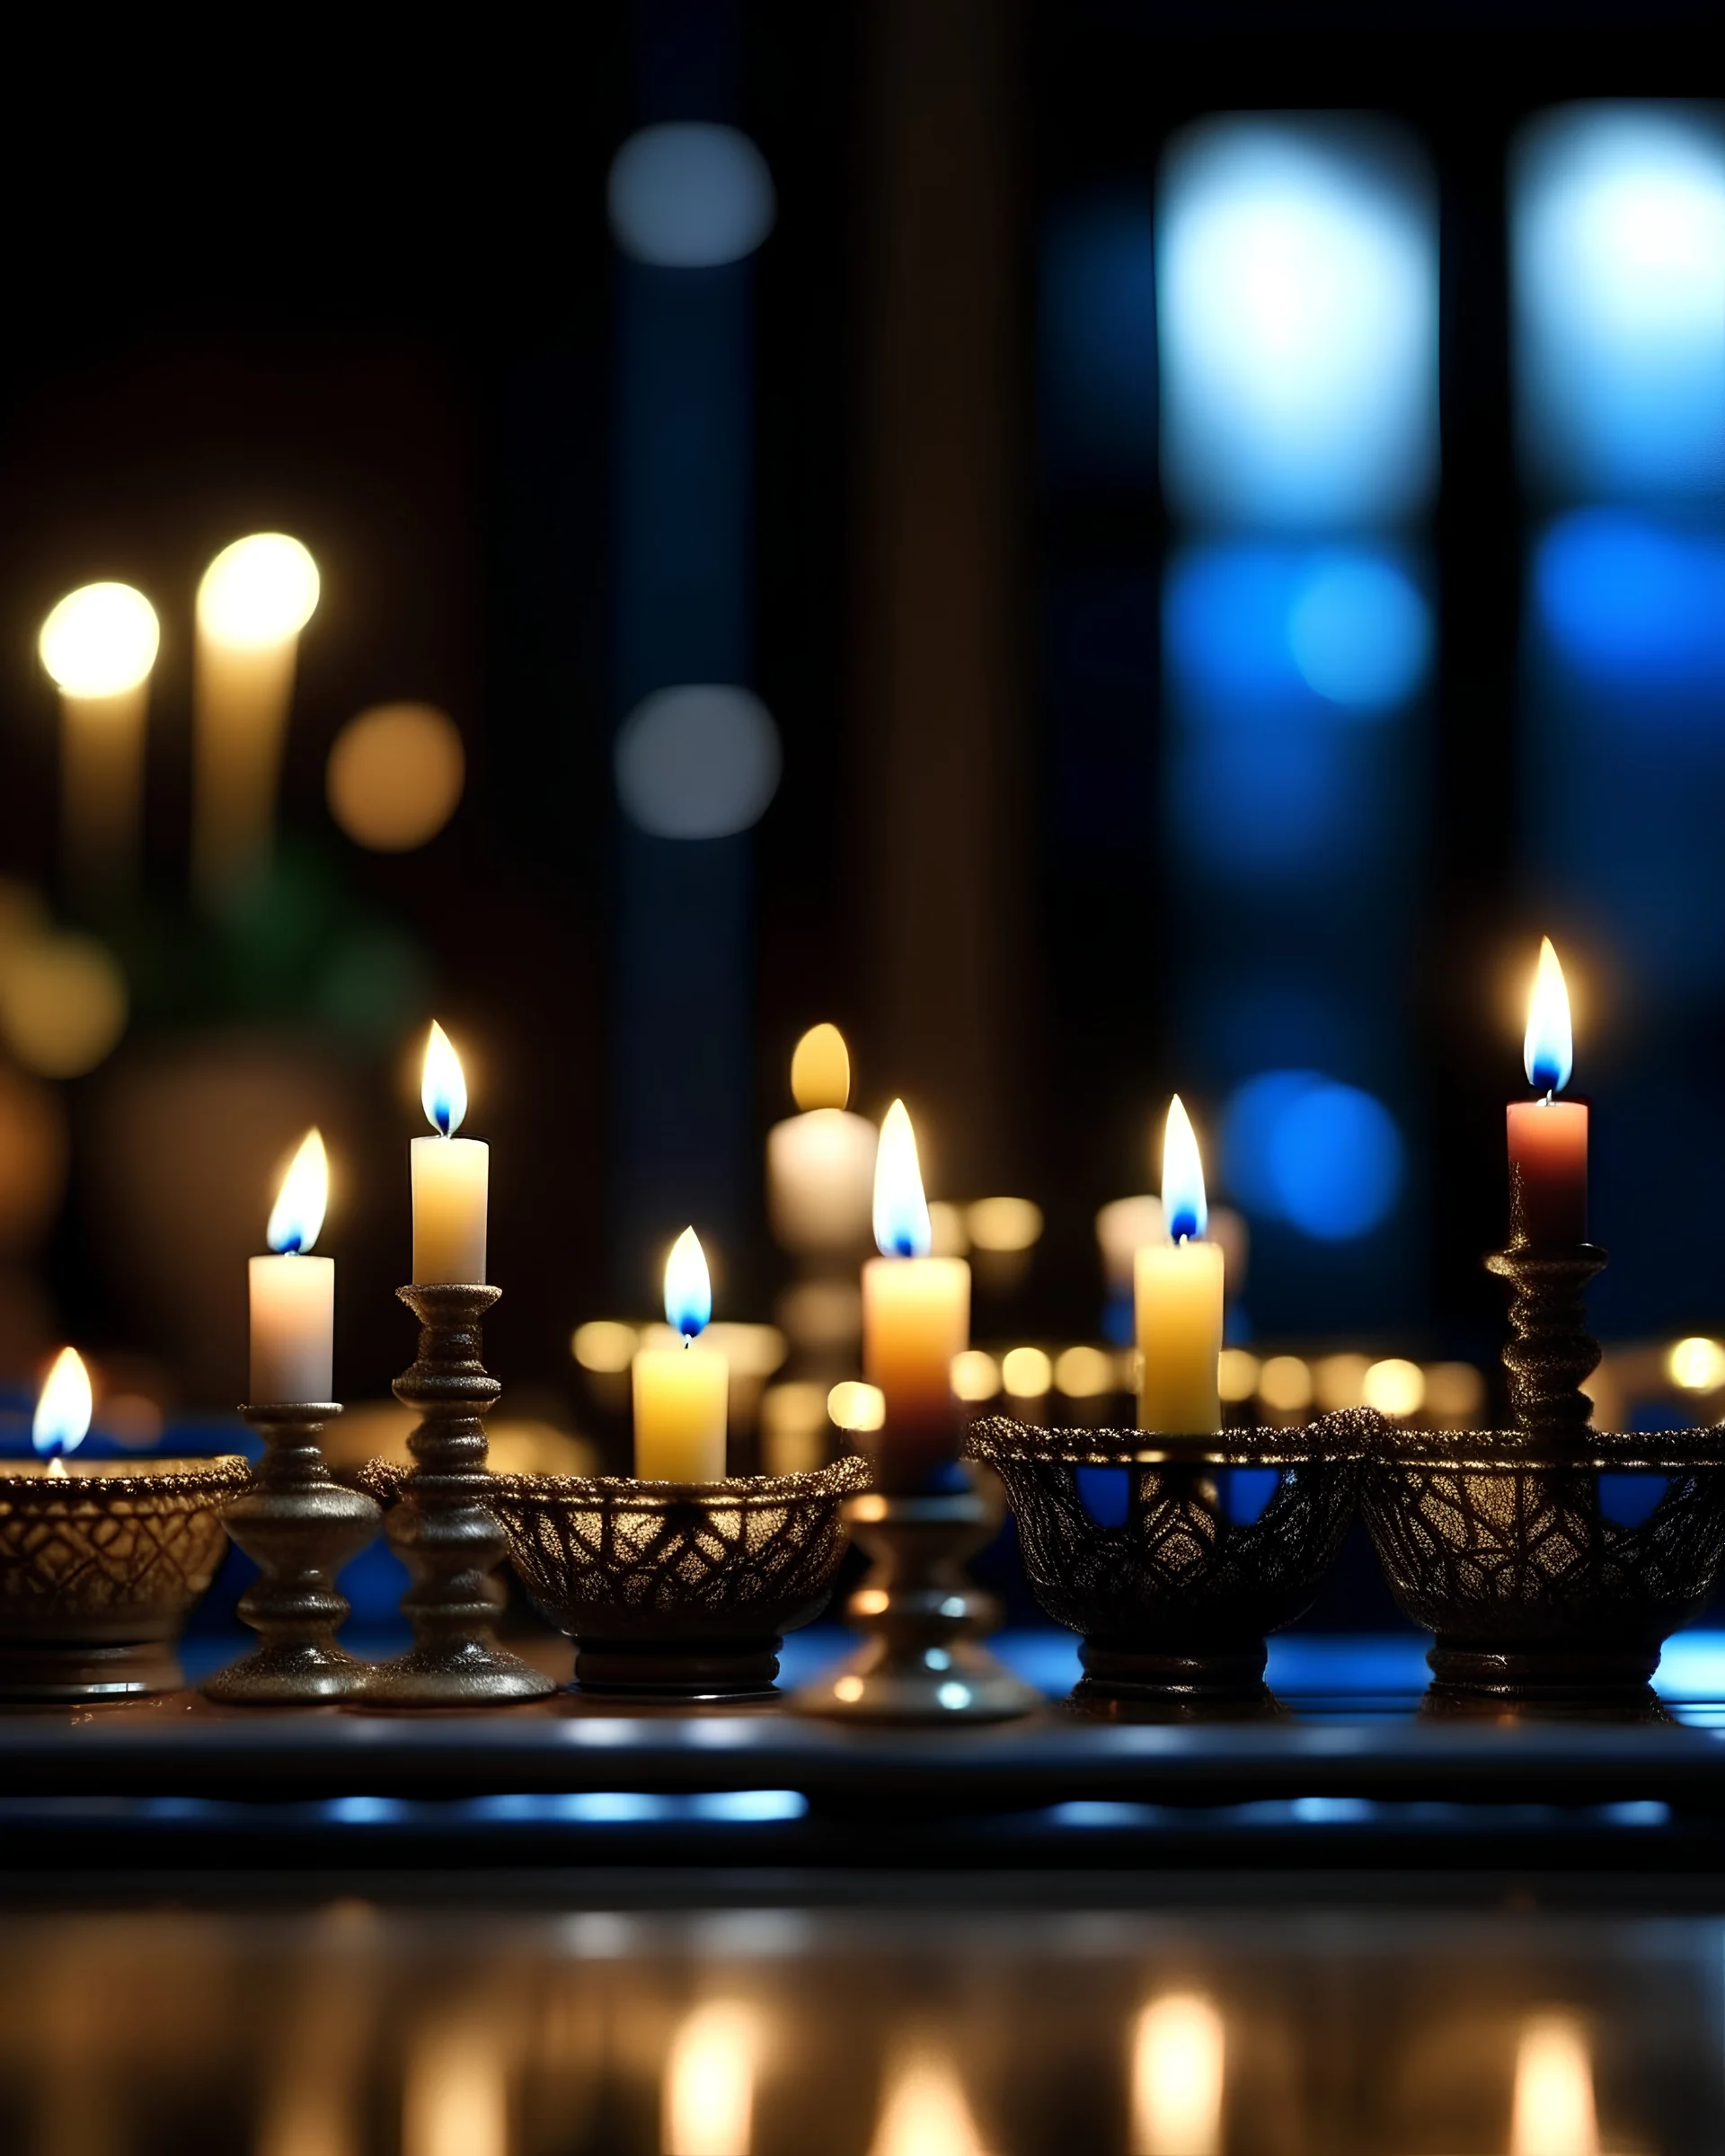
[32,1346,93,1475]
[38,582,160,903]
[862,1100,970,1489]
[192,533,320,906]
[411,1021,488,1285]
[766,1023,876,1255]
[633,1227,728,1480]
[249,1128,333,1404]
[1508,936,1588,1246]
[1136,1096,1225,1434]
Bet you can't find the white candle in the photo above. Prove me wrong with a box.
[863,1100,970,1490]
[634,1227,729,1480]
[192,534,319,906]
[1136,1095,1225,1436]
[250,1128,335,1404]
[412,1021,489,1284]
[38,583,160,899]
[765,1024,876,1253]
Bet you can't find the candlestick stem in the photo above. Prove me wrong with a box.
[203,1405,381,1705]
[1483,1241,1608,1448]
[365,1285,555,1707]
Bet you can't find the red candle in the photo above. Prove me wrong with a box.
[1508,937,1588,1246]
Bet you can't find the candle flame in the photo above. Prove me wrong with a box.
[267,1127,329,1255]
[664,1226,713,1339]
[33,1347,93,1461]
[1162,1095,1208,1243]
[791,1021,851,1111]
[873,1100,932,1259]
[421,1021,468,1136]
[1132,1994,1225,2156]
[39,582,160,696]
[1525,937,1574,1095]
[197,533,320,648]
[1510,2016,1598,2156]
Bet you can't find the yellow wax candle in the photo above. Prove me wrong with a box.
[192,534,319,906]
[634,1227,729,1480]
[250,1128,335,1403]
[411,1021,489,1284]
[38,583,160,900]
[765,1024,877,1254]
[1136,1095,1224,1435]
[862,1100,970,1489]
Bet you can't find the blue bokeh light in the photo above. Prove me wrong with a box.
[607,124,776,269]
[1223,1070,1404,1240]
[1514,104,1725,499]
[1158,118,1438,528]
[1287,557,1432,708]
[1533,511,1725,697]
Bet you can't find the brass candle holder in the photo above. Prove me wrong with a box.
[1362,1237,1725,1713]
[485,1455,871,1699]
[967,1413,1366,1716]
[0,1455,248,1702]
[358,1285,555,1707]
[201,1405,382,1706]
[793,1475,1042,1725]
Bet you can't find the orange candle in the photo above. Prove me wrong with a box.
[1508,938,1588,1247]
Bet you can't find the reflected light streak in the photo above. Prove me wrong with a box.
[663,2000,756,2156]
[867,2053,993,2156]
[1510,2016,1599,2156]
[1131,1993,1225,2156]
[402,2020,508,2156]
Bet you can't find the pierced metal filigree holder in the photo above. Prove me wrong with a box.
[793,1477,1043,1725]
[358,1286,555,1708]
[486,1454,871,1699]
[0,1457,249,1701]
[967,1412,1368,1717]
[202,1406,382,1706]
[1362,1237,1725,1714]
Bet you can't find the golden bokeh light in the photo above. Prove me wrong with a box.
[926,1199,969,1259]
[326,702,466,853]
[571,1320,641,1374]
[1668,1336,1725,1392]
[827,1380,886,1433]
[1131,1993,1225,2156]
[1258,1356,1313,1414]
[663,2001,756,2156]
[1001,1345,1053,1398]
[951,1349,1001,1402]
[1424,1360,1485,1422]
[791,1021,850,1111]
[198,534,320,647]
[1055,1344,1116,1399]
[1313,1352,1371,1412]
[967,1197,1044,1253]
[1361,1356,1425,1418]
[1217,1348,1261,1404]
[39,582,160,695]
[0,929,128,1078]
[1509,2016,1597,2156]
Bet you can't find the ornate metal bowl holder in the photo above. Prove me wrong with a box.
[0,1457,250,1702]
[486,1454,871,1700]
[1360,1239,1725,1716]
[967,1411,1371,1717]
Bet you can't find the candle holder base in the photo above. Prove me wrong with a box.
[358,1286,556,1709]
[963,1414,1367,1715]
[203,1405,381,1707]
[1483,1240,1608,1449]
[792,1487,1041,1725]
[0,1638,186,1704]
[484,1456,871,1701]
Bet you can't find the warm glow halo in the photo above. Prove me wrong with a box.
[1162,1094,1209,1242]
[421,1020,467,1136]
[268,1128,328,1255]
[39,582,160,696]
[1525,935,1574,1094]
[791,1022,850,1111]
[873,1099,932,1259]
[197,533,320,647]
[33,1346,93,1460]
[1132,1993,1225,2156]
[664,1226,713,1339]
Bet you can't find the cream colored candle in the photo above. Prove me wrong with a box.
[862,1100,970,1489]
[39,583,160,899]
[766,1023,877,1253]
[412,1021,489,1284]
[1136,1095,1224,1436]
[634,1227,729,1480]
[250,1128,335,1404]
[192,534,319,906]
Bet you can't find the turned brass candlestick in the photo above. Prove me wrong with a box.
[202,1405,382,1706]
[362,1285,555,1708]
[1483,1239,1608,1449]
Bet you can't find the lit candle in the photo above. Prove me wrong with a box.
[249,1128,334,1404]
[1135,1096,1225,1435]
[33,1347,93,1479]
[862,1100,970,1489]
[633,1228,729,1480]
[192,533,320,905]
[765,1023,877,1254]
[38,583,160,900]
[1508,936,1588,1247]
[412,1021,489,1284]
